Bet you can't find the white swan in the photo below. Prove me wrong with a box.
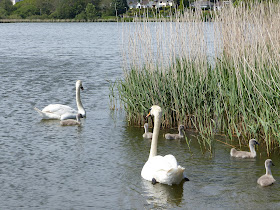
[143,123,153,139]
[165,125,185,140]
[141,105,187,185]
[230,139,259,158]
[34,80,86,120]
[257,159,276,187]
[60,113,83,126]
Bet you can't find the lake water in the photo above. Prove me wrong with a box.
[0,22,279,209]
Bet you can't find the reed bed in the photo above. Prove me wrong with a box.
[117,2,280,153]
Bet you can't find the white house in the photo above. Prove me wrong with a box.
[10,0,23,5]
[190,1,214,10]
[130,0,174,9]
[191,0,232,10]
[136,2,142,8]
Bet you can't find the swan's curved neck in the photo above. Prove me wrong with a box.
[266,166,272,175]
[149,114,161,159]
[76,86,85,115]
[249,144,256,155]
[179,128,184,136]
[144,126,148,134]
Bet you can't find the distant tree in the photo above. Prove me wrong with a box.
[55,0,86,19]
[0,0,14,17]
[75,10,86,19]
[36,0,56,15]
[85,3,98,20]
[177,0,191,10]
[12,0,40,18]
[98,0,114,16]
[54,0,101,19]
[112,0,128,15]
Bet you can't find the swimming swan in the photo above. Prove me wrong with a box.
[165,125,185,140]
[60,113,83,126]
[230,139,259,158]
[141,105,187,185]
[34,80,86,120]
[143,123,153,139]
[257,159,276,187]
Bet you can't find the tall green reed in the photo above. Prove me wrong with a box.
[118,1,280,153]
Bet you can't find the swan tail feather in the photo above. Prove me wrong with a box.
[34,107,44,116]
[155,166,185,185]
[34,107,60,119]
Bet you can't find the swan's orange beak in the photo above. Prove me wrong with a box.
[146,112,151,118]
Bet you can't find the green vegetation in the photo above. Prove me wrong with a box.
[0,0,128,20]
[0,0,272,21]
[117,1,280,153]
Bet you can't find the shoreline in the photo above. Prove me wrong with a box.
[0,18,120,23]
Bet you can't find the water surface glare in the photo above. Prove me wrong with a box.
[0,22,279,209]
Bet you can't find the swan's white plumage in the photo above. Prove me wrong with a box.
[34,80,86,120]
[141,105,185,185]
[141,154,185,185]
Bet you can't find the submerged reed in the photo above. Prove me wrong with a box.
[118,2,280,153]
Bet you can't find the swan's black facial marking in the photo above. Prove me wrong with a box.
[81,86,84,90]
[184,177,190,181]
[146,108,152,118]
[152,178,157,185]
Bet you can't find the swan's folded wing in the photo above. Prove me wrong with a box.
[42,104,76,115]
[144,155,179,174]
[150,156,184,185]
[163,155,178,168]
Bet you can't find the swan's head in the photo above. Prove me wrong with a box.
[265,159,275,168]
[249,139,259,146]
[146,105,162,119]
[76,113,83,120]
[76,80,84,90]
[179,124,184,131]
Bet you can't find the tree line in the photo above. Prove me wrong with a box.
[0,0,273,20]
[0,0,128,20]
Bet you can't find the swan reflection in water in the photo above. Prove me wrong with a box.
[142,180,184,207]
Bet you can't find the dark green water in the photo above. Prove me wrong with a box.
[0,22,279,209]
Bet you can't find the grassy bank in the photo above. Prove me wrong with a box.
[117,2,280,153]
